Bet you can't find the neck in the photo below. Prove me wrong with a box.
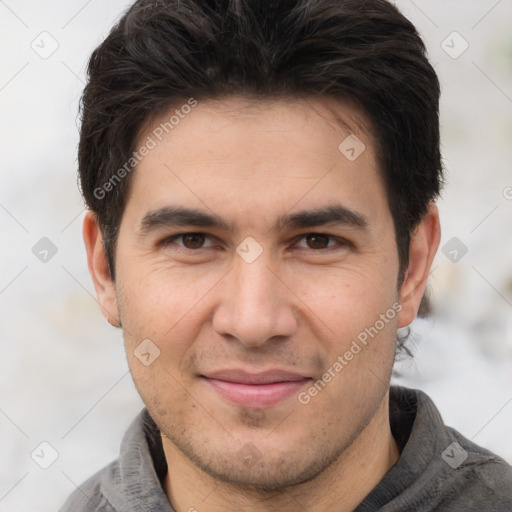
[162,392,399,512]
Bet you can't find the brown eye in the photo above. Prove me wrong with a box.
[161,232,215,252]
[305,233,331,249]
[181,233,206,249]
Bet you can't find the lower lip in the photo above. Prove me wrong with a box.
[202,377,310,408]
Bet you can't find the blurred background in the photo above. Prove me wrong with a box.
[1,1,511,510]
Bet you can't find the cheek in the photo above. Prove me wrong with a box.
[286,262,398,342]
[119,261,220,336]
[127,354,191,427]
[118,264,228,386]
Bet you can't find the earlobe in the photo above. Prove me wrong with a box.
[397,202,441,328]
[83,211,121,327]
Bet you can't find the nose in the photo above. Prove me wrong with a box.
[212,250,298,347]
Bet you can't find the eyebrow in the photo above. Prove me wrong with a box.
[138,204,369,235]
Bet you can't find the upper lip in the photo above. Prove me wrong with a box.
[202,369,311,385]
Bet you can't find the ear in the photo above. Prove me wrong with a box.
[397,202,441,328]
[83,211,120,327]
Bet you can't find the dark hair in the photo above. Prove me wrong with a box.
[78,0,443,285]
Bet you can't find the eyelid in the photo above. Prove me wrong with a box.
[161,232,350,252]
[293,233,349,251]
[161,232,216,249]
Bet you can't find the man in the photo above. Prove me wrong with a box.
[60,0,512,510]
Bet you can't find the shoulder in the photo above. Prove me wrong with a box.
[440,428,512,509]
[58,408,168,512]
[59,461,118,512]
[389,386,512,510]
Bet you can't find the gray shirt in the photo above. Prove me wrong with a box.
[59,386,512,511]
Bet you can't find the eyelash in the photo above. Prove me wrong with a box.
[160,232,350,254]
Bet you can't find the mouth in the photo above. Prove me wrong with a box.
[200,369,312,408]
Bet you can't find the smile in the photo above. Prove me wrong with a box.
[200,370,311,408]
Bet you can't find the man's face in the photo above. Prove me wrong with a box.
[108,97,407,488]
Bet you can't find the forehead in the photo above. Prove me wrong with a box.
[124,96,388,230]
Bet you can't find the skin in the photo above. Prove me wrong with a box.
[84,96,440,511]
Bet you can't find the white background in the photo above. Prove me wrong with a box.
[1,1,511,511]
